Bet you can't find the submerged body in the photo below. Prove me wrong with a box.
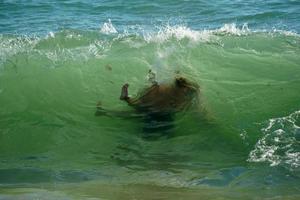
[120,77,200,114]
[95,76,200,137]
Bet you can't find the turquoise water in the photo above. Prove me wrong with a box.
[0,1,300,199]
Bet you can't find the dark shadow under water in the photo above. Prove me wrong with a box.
[141,112,175,140]
[95,104,180,140]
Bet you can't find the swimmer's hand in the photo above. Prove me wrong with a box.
[120,83,129,100]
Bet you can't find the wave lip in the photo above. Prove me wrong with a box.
[125,23,298,43]
[142,23,251,43]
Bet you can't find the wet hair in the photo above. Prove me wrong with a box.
[175,77,189,87]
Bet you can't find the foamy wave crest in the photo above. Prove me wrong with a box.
[248,110,300,170]
[271,29,299,36]
[0,30,114,68]
[100,19,118,34]
[124,23,298,43]
[143,25,212,42]
[215,23,250,36]
[0,35,39,66]
[142,23,252,43]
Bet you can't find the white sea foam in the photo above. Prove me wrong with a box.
[87,40,111,58]
[248,110,300,170]
[142,23,254,43]
[100,19,118,34]
[1,23,299,69]
[215,23,250,36]
[143,24,215,43]
[0,35,39,66]
[271,29,299,36]
[47,31,55,38]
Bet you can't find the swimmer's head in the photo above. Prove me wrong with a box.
[175,77,188,87]
[175,77,199,94]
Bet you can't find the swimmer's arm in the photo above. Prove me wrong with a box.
[95,105,140,119]
[119,83,141,106]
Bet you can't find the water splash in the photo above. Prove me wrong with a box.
[100,19,118,34]
[143,25,213,42]
[216,23,250,36]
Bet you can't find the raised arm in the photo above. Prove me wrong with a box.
[119,83,140,106]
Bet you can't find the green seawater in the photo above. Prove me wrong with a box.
[0,27,300,199]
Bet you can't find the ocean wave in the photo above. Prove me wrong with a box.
[100,19,118,34]
[0,22,299,68]
[0,35,40,66]
[1,22,299,46]
[127,23,251,43]
[117,22,299,43]
[248,110,300,171]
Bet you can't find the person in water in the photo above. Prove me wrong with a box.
[119,76,199,113]
[95,71,200,137]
